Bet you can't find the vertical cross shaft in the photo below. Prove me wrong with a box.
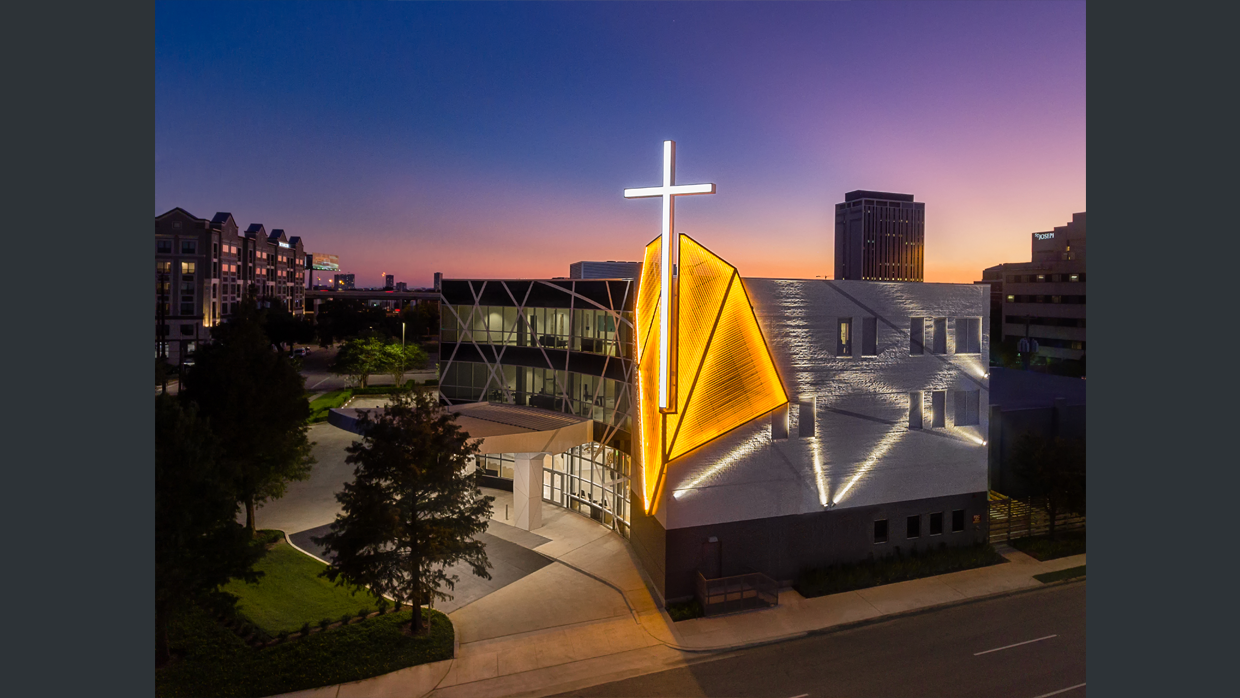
[624,140,716,412]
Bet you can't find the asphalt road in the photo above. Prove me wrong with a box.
[559,581,1086,698]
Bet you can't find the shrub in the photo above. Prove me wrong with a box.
[319,618,331,631]
[377,598,390,614]
[794,543,1005,599]
[277,630,290,643]
[357,607,371,619]
[666,599,704,622]
[300,622,311,637]
[394,599,403,612]
[340,613,353,625]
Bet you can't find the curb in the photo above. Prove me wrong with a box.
[669,574,1086,655]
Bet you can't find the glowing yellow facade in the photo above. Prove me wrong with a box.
[636,234,788,514]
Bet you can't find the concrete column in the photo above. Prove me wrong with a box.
[513,453,547,531]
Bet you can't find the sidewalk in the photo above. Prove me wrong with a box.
[275,499,1084,698]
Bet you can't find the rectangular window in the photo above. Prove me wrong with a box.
[910,318,924,355]
[874,519,888,544]
[837,318,852,356]
[211,284,217,299]
[929,512,943,536]
[954,390,980,426]
[181,261,196,275]
[931,390,946,428]
[156,260,171,273]
[157,240,172,254]
[862,317,877,356]
[906,515,920,539]
[932,318,947,354]
[181,240,197,254]
[955,318,981,353]
[908,391,923,429]
[951,509,965,533]
[179,302,194,315]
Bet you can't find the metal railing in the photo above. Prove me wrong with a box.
[988,492,1085,543]
[696,571,779,617]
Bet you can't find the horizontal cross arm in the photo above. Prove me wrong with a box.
[668,183,716,195]
[623,187,665,198]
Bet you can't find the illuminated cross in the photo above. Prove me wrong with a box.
[624,140,715,412]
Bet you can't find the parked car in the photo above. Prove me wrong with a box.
[291,347,311,358]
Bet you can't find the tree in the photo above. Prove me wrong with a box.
[314,389,494,634]
[180,296,316,536]
[384,341,429,387]
[398,302,441,342]
[315,299,388,347]
[331,336,388,388]
[1011,433,1086,539]
[263,304,315,353]
[155,395,264,665]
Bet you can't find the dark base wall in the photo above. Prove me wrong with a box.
[478,474,514,492]
[657,491,990,602]
[629,490,669,603]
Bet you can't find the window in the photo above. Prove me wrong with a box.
[874,519,888,544]
[910,318,925,355]
[157,239,172,254]
[932,318,947,354]
[213,243,219,259]
[951,509,965,532]
[1006,294,1015,302]
[156,260,171,273]
[179,302,194,315]
[211,284,217,299]
[180,325,193,336]
[908,391,923,429]
[862,317,877,356]
[931,390,946,428]
[954,390,980,426]
[181,261,195,275]
[955,318,981,353]
[906,515,920,539]
[837,318,852,356]
[930,512,944,536]
[1069,274,1080,282]
[181,240,197,254]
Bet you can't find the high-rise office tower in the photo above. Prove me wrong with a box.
[834,190,925,282]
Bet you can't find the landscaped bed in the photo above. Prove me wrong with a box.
[1009,529,1086,561]
[157,530,454,697]
[222,532,378,635]
[1034,565,1085,584]
[308,389,353,423]
[794,543,1006,599]
[156,604,453,698]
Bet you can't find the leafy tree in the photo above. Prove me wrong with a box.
[397,302,441,342]
[331,336,389,388]
[156,356,170,393]
[384,342,429,387]
[1011,434,1086,539]
[180,296,316,536]
[314,299,388,347]
[155,395,264,665]
[314,389,494,634]
[263,304,315,353]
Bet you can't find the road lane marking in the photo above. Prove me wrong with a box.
[1029,682,1085,698]
[310,375,332,389]
[973,634,1058,656]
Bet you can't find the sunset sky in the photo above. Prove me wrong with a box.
[155,1,1085,288]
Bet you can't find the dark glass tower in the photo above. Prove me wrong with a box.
[834,190,925,282]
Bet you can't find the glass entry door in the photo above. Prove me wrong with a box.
[543,469,566,507]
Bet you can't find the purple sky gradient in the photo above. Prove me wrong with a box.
[156,1,1085,287]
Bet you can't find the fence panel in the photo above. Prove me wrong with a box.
[988,492,1085,544]
[696,571,779,617]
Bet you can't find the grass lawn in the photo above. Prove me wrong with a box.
[1034,565,1085,584]
[1009,529,1086,561]
[308,389,353,423]
[156,604,453,698]
[794,543,1006,599]
[223,533,380,635]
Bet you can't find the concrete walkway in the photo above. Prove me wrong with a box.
[273,492,1084,698]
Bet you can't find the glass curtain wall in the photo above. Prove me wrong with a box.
[442,306,633,358]
[439,361,632,432]
[543,443,631,538]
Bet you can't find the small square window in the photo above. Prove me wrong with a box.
[929,512,943,536]
[951,509,965,532]
[179,324,194,336]
[181,261,196,275]
[1006,294,1015,302]
[181,240,197,254]
[906,515,920,539]
[874,519,888,544]
[157,240,172,254]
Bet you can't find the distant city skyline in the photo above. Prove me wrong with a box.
[156,1,1085,287]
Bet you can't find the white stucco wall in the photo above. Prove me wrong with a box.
[656,279,990,530]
